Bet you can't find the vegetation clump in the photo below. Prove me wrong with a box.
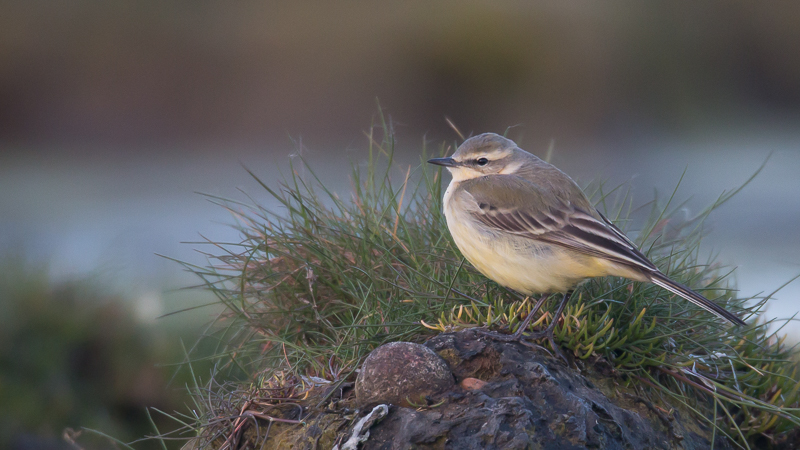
[0,264,197,450]
[166,119,799,449]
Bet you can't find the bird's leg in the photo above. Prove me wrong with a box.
[478,290,575,364]
[477,294,549,342]
[520,290,574,364]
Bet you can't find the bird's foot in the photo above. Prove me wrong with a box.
[517,328,569,365]
[477,324,569,365]
[475,325,528,342]
[476,293,571,365]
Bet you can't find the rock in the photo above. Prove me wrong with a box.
[361,330,735,450]
[355,341,454,407]
[459,377,487,391]
[234,331,745,449]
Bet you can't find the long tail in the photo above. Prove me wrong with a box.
[648,272,746,326]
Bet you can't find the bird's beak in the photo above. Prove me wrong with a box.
[427,157,457,167]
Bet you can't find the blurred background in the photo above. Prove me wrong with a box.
[1,1,799,448]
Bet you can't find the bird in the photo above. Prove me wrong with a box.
[427,133,745,359]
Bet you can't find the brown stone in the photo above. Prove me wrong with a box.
[459,377,487,391]
[355,341,453,407]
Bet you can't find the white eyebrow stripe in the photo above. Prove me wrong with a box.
[486,149,512,159]
[499,161,524,174]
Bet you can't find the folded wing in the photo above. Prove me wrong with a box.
[458,175,745,326]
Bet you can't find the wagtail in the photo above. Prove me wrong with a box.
[428,133,744,358]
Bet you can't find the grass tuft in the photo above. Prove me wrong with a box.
[168,116,799,449]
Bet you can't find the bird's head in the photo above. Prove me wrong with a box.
[427,133,537,182]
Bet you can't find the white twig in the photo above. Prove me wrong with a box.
[333,404,389,450]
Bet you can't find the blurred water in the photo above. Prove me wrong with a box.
[1,129,798,337]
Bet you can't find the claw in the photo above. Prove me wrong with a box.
[518,338,551,355]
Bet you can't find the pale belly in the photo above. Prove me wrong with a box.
[443,188,610,294]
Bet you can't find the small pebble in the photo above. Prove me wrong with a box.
[460,377,488,391]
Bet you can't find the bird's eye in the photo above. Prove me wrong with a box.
[476,157,489,166]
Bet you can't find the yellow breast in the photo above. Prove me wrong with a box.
[443,182,611,294]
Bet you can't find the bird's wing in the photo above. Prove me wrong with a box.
[596,209,639,248]
[458,176,657,272]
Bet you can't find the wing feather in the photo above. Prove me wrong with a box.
[455,175,743,326]
[462,180,656,272]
